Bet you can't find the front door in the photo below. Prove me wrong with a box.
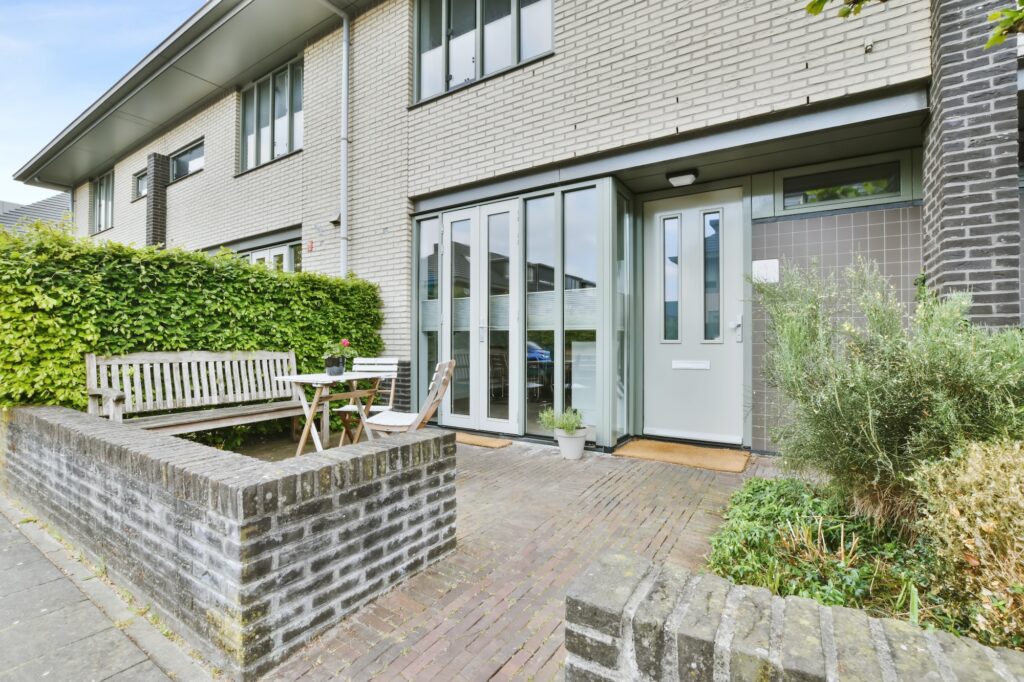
[440,200,523,434]
[642,187,745,444]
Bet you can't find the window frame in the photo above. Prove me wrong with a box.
[660,213,681,344]
[412,0,554,104]
[242,240,303,272]
[238,57,304,173]
[90,170,114,235]
[169,139,205,183]
[132,169,148,201]
[700,208,724,345]
[772,150,914,216]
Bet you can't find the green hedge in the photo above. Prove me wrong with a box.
[0,223,383,409]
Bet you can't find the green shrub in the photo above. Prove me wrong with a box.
[755,262,1024,524]
[0,221,383,411]
[916,441,1024,649]
[708,478,954,627]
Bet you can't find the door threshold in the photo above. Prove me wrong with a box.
[628,433,750,453]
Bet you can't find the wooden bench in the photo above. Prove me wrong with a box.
[85,350,328,435]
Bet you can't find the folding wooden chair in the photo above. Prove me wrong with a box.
[363,360,455,435]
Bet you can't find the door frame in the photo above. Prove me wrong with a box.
[438,199,524,434]
[633,177,754,448]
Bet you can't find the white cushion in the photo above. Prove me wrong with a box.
[365,411,419,427]
[335,404,390,413]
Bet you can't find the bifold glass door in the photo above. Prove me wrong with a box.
[440,201,523,433]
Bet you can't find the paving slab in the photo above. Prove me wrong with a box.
[0,492,208,682]
[271,443,777,680]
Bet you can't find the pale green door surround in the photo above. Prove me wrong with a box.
[413,177,626,447]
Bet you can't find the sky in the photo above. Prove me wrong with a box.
[0,0,204,205]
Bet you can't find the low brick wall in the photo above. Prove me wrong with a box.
[0,407,456,680]
[565,554,1024,681]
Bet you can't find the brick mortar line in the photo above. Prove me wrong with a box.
[0,489,213,681]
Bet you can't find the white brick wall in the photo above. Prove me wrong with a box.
[69,0,931,360]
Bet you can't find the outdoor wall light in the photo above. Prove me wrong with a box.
[667,169,699,187]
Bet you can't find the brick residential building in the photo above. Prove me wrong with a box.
[13,0,1020,452]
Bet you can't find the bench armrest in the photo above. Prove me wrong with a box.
[88,388,125,402]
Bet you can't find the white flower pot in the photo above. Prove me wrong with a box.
[554,428,586,460]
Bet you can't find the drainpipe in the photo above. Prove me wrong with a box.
[314,0,351,277]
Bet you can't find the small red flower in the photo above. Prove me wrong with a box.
[341,338,351,347]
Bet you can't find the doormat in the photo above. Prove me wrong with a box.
[614,439,749,473]
[455,432,513,449]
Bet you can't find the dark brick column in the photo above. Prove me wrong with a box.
[394,360,412,412]
[145,153,169,247]
[923,0,1021,325]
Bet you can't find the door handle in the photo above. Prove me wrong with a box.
[479,323,487,343]
[729,315,743,342]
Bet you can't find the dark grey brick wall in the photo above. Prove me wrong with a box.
[0,407,456,680]
[565,553,1024,681]
[146,153,169,247]
[394,360,411,412]
[751,204,923,452]
[923,0,1020,325]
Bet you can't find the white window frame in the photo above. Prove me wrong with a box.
[245,241,302,273]
[772,150,914,216]
[133,170,148,200]
[91,170,114,235]
[170,139,205,182]
[239,57,303,172]
[413,0,554,103]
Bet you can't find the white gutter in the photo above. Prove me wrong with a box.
[314,0,351,277]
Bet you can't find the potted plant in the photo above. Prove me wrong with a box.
[324,338,357,376]
[539,407,587,460]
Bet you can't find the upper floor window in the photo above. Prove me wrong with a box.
[91,171,114,234]
[416,0,552,101]
[171,140,205,181]
[134,170,148,199]
[240,59,303,172]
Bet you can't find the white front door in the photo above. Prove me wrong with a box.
[642,188,745,444]
[440,200,523,434]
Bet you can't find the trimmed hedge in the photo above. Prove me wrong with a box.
[0,223,383,409]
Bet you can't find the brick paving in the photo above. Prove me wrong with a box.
[269,442,778,681]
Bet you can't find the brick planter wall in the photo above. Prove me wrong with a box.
[0,407,456,680]
[565,554,1024,681]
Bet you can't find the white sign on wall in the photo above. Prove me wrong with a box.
[752,259,780,284]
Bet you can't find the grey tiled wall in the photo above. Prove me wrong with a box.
[750,204,923,452]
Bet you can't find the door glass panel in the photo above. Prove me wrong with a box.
[487,212,511,420]
[563,188,598,426]
[483,0,513,74]
[613,193,631,441]
[663,216,680,341]
[419,218,441,399]
[520,0,552,60]
[418,0,444,98]
[290,243,303,272]
[448,0,477,88]
[450,218,472,416]
[703,211,721,341]
[525,195,556,435]
[272,252,285,271]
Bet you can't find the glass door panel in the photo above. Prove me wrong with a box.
[450,217,473,418]
[524,195,557,435]
[439,202,522,433]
